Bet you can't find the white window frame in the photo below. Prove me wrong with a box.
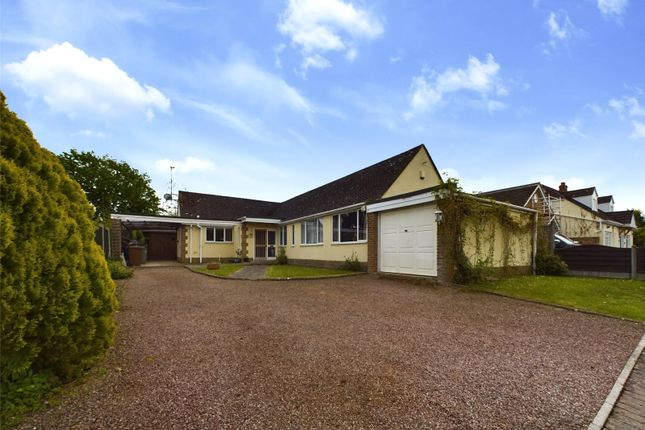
[205,227,233,243]
[604,231,612,247]
[279,225,287,246]
[291,224,295,246]
[300,219,323,245]
[332,209,367,243]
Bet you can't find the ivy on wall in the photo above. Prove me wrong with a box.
[436,179,535,284]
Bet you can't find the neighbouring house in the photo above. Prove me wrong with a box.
[111,145,537,281]
[480,182,636,248]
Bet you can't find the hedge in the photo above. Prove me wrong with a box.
[0,92,118,415]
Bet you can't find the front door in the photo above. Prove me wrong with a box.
[255,229,266,258]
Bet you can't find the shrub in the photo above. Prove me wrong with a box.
[341,252,363,271]
[536,253,568,276]
[0,92,118,422]
[108,259,133,279]
[276,247,288,265]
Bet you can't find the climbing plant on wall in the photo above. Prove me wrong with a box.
[435,179,535,284]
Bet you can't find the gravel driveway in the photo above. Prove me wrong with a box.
[19,267,643,429]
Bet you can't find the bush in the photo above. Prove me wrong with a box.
[536,253,568,276]
[0,92,118,422]
[108,260,133,279]
[341,252,363,272]
[276,247,288,265]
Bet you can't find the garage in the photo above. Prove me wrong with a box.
[379,203,438,276]
[146,230,178,261]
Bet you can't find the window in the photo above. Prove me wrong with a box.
[291,225,295,246]
[332,209,367,243]
[604,231,612,247]
[279,225,287,246]
[205,227,232,242]
[300,219,323,244]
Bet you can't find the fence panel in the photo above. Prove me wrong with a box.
[555,245,631,273]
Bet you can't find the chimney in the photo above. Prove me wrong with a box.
[559,182,568,193]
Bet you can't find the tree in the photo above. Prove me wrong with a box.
[58,149,160,223]
[0,92,117,419]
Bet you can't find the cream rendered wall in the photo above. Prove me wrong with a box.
[282,215,367,262]
[381,149,442,198]
[184,225,237,260]
[462,211,533,268]
[557,199,601,240]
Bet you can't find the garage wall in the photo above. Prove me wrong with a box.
[461,211,533,268]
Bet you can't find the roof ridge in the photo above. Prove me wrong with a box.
[279,144,424,205]
[479,182,540,195]
[178,190,280,205]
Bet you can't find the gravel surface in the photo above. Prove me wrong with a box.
[18,267,643,429]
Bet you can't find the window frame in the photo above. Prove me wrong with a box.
[300,219,324,245]
[205,227,234,243]
[279,225,287,246]
[332,209,367,244]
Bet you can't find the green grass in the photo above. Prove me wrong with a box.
[267,265,356,279]
[193,264,244,277]
[475,276,645,321]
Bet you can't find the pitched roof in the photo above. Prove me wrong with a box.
[602,210,634,225]
[272,145,429,220]
[178,192,280,221]
[598,195,614,204]
[478,183,540,206]
[563,187,596,198]
[178,145,437,221]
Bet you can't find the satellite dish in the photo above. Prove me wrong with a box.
[164,193,172,201]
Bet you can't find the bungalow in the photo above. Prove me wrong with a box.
[112,145,536,281]
[480,182,636,248]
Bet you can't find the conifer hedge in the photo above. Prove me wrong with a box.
[0,92,118,396]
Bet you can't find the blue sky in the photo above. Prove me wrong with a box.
[2,0,644,211]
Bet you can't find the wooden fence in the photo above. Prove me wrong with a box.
[556,245,645,279]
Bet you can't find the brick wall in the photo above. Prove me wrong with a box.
[436,223,454,283]
[110,219,122,259]
[367,212,378,273]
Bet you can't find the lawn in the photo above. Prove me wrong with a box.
[192,264,244,277]
[475,276,645,321]
[266,265,357,279]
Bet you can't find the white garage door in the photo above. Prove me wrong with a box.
[379,203,437,276]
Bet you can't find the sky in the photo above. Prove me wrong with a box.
[2,0,644,211]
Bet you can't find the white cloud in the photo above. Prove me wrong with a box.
[609,96,645,118]
[630,121,645,139]
[219,60,313,113]
[178,99,274,144]
[405,54,506,117]
[543,119,584,140]
[300,54,332,76]
[278,0,384,74]
[597,0,628,18]
[544,11,584,53]
[155,157,215,174]
[4,42,170,119]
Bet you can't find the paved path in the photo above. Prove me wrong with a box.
[229,264,268,279]
[603,351,645,430]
